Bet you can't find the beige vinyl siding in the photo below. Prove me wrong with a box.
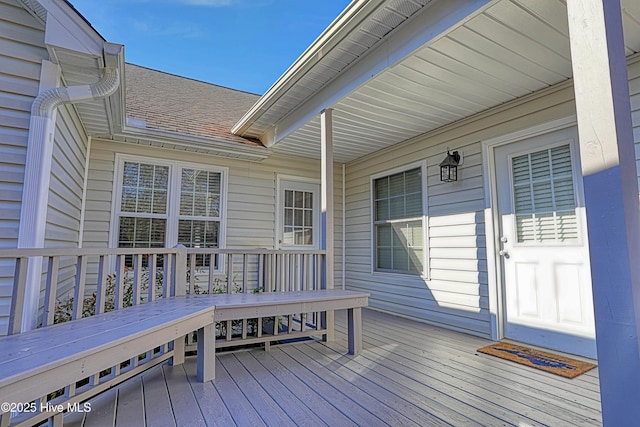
[40,102,89,305]
[0,0,46,334]
[46,103,87,247]
[344,81,577,338]
[82,140,344,287]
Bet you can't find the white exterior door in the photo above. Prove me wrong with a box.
[277,179,320,250]
[494,127,596,358]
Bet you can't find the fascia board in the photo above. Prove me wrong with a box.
[231,0,380,136]
[104,42,126,133]
[40,0,104,57]
[240,0,495,147]
[117,126,272,161]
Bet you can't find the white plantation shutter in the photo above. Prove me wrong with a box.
[512,144,578,243]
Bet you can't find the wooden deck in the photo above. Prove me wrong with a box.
[65,309,602,426]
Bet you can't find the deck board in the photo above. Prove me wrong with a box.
[232,352,330,426]
[141,366,176,427]
[71,308,601,426]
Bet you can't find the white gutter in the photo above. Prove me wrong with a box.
[18,66,120,332]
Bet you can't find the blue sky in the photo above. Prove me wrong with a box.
[69,0,352,94]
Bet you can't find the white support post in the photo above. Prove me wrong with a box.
[321,108,335,341]
[567,1,640,424]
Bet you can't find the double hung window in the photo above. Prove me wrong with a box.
[113,156,225,268]
[373,165,426,275]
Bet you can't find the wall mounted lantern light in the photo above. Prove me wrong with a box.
[439,150,461,182]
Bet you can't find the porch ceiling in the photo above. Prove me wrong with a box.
[251,0,640,164]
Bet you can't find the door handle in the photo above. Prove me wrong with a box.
[499,250,509,258]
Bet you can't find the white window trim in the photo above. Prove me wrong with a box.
[369,160,429,278]
[109,154,228,271]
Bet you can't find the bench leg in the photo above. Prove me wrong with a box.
[170,336,185,366]
[347,307,362,356]
[322,310,335,342]
[197,323,215,382]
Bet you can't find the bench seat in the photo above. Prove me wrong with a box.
[0,297,216,409]
[0,289,367,425]
[194,289,369,379]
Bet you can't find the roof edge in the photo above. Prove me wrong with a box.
[231,0,383,137]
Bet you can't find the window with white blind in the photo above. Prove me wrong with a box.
[511,144,578,243]
[372,164,427,275]
[113,156,226,268]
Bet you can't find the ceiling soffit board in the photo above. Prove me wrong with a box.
[271,0,582,163]
[256,0,495,149]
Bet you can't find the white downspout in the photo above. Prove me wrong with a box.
[18,67,120,331]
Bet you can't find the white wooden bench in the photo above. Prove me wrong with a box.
[193,289,370,379]
[0,289,367,425]
[0,297,216,426]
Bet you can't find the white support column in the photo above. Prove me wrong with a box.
[321,108,335,341]
[567,1,640,424]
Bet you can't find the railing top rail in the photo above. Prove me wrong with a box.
[0,247,182,258]
[0,247,327,258]
[185,248,327,255]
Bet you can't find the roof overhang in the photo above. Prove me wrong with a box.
[19,0,127,139]
[96,124,272,162]
[233,0,640,163]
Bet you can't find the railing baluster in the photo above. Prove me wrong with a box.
[257,253,264,292]
[95,255,108,314]
[226,253,232,293]
[148,253,157,302]
[42,256,60,327]
[115,254,125,309]
[72,255,88,320]
[189,253,196,294]
[242,253,248,293]
[162,253,171,298]
[208,253,215,293]
[132,254,142,306]
[8,256,28,335]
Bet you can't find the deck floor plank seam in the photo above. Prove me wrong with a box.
[183,358,236,426]
[259,346,389,426]
[294,338,506,427]
[210,356,268,426]
[218,353,298,427]
[326,333,598,427]
[278,344,439,427]
[333,311,602,426]
[232,351,331,427]
[141,364,176,427]
[162,364,207,426]
[338,310,602,396]
[71,308,601,427]
[244,348,358,427]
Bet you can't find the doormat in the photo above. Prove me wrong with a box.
[477,342,597,378]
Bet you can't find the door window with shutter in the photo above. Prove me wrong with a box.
[511,144,578,243]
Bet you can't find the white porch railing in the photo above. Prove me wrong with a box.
[0,247,327,335]
[184,248,327,349]
[0,247,327,426]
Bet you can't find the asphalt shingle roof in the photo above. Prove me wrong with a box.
[125,64,263,147]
